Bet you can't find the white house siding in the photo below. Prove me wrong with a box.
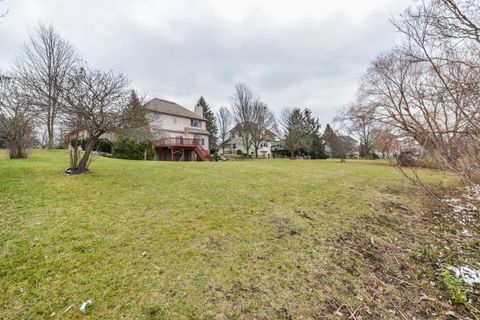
[147,112,209,150]
[221,131,273,157]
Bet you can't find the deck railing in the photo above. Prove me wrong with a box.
[155,137,198,147]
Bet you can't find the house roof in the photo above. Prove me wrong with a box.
[338,135,358,145]
[230,123,276,141]
[144,98,206,121]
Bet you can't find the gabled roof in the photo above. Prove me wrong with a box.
[144,98,206,121]
[230,123,276,141]
[338,135,358,145]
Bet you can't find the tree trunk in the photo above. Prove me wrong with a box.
[255,147,258,158]
[47,126,54,149]
[77,135,100,172]
[47,113,55,149]
[290,149,296,160]
[144,148,147,161]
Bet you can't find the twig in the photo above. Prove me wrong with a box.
[395,306,408,320]
[348,304,362,319]
[60,304,73,316]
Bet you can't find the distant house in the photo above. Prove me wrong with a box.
[325,135,358,158]
[219,123,276,158]
[145,98,211,161]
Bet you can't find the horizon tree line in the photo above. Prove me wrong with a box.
[1,23,379,169]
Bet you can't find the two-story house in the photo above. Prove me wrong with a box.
[145,98,211,161]
[220,123,276,158]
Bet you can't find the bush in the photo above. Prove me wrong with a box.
[96,139,112,153]
[370,152,380,159]
[112,135,154,160]
[397,151,418,167]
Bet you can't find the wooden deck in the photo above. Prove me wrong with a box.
[154,138,211,161]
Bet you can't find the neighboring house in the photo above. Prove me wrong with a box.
[219,123,276,158]
[63,98,212,161]
[145,98,211,161]
[325,135,358,158]
[63,129,117,146]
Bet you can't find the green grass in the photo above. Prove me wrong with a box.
[0,150,456,319]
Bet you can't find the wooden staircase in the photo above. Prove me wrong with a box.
[193,141,211,161]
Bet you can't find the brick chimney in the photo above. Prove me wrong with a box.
[194,104,204,117]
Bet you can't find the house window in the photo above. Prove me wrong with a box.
[191,119,202,128]
[232,143,236,149]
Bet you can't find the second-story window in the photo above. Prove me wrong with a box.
[191,119,202,128]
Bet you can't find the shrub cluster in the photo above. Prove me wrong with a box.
[111,135,154,160]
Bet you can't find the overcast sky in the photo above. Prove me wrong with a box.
[0,0,409,124]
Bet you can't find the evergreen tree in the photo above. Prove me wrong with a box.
[196,97,218,152]
[282,108,320,158]
[323,123,337,158]
[123,90,153,160]
[309,132,327,159]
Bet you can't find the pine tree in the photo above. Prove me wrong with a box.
[323,124,336,158]
[123,90,153,160]
[196,97,218,152]
[282,108,320,159]
[309,132,327,159]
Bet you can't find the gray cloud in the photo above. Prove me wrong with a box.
[0,0,409,125]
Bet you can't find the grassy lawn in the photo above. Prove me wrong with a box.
[0,150,465,319]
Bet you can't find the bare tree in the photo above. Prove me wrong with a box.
[61,67,144,172]
[372,126,399,158]
[216,106,232,154]
[250,100,276,158]
[336,101,380,158]
[15,23,78,149]
[0,76,36,159]
[364,0,480,183]
[231,83,256,156]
